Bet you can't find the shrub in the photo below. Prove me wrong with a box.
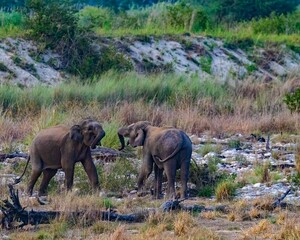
[25,0,131,79]
[100,158,138,193]
[78,6,113,31]
[251,11,300,35]
[284,88,300,113]
[0,11,24,27]
[215,180,237,201]
[228,139,241,149]
[166,1,207,32]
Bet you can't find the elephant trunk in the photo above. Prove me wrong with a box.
[91,129,105,149]
[118,130,126,151]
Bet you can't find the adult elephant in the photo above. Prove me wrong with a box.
[118,121,192,199]
[15,118,105,196]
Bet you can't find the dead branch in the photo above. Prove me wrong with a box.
[271,188,291,209]
[0,185,142,229]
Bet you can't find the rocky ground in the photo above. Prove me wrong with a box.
[0,132,299,239]
[0,132,299,205]
[1,35,300,87]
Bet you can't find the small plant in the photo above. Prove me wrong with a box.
[254,162,271,183]
[0,62,9,72]
[215,180,237,201]
[198,144,222,156]
[198,185,214,197]
[173,212,195,236]
[92,221,118,234]
[199,55,212,74]
[284,88,300,113]
[235,154,250,166]
[245,63,257,73]
[228,139,241,149]
[100,158,138,193]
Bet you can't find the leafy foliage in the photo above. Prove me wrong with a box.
[166,1,207,31]
[77,6,113,30]
[25,0,131,78]
[251,11,300,35]
[284,88,300,113]
[201,0,300,23]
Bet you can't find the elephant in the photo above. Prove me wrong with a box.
[118,121,192,199]
[15,118,105,196]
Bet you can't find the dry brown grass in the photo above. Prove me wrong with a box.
[110,225,129,240]
[242,219,272,239]
[174,212,195,236]
[275,218,300,240]
[252,196,275,211]
[200,211,218,220]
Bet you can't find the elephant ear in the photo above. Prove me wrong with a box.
[133,129,145,147]
[70,125,83,143]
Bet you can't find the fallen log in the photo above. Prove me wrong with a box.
[1,185,218,230]
[0,152,28,161]
[271,188,292,209]
[0,147,133,163]
[0,185,143,229]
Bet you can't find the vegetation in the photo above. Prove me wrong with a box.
[284,88,300,113]
[0,0,300,239]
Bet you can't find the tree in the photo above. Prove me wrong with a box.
[284,88,300,114]
[197,0,300,23]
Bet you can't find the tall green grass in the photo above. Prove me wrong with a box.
[0,10,25,38]
[85,2,208,36]
[0,71,232,115]
[205,10,300,50]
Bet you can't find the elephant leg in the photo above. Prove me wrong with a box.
[164,163,177,200]
[27,169,42,196]
[180,160,190,199]
[38,169,58,196]
[153,164,163,199]
[81,157,99,190]
[137,155,153,193]
[63,165,75,191]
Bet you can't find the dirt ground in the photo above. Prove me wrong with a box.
[1,193,300,240]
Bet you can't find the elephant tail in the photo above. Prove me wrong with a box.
[153,143,181,163]
[14,155,30,184]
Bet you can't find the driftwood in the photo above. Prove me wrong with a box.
[271,188,292,209]
[0,185,219,230]
[0,185,143,229]
[0,147,132,163]
[1,184,295,230]
[0,152,28,161]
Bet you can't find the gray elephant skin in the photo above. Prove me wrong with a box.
[118,121,192,199]
[16,118,105,196]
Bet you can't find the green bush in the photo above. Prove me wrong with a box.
[78,6,113,31]
[284,88,300,113]
[0,11,24,27]
[166,1,207,32]
[215,180,237,201]
[100,158,138,193]
[251,12,300,35]
[25,0,131,79]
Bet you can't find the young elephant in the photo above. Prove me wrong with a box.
[118,121,192,199]
[15,118,105,196]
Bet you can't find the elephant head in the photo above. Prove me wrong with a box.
[118,121,151,150]
[76,118,106,149]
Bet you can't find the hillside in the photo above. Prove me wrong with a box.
[0,35,299,87]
